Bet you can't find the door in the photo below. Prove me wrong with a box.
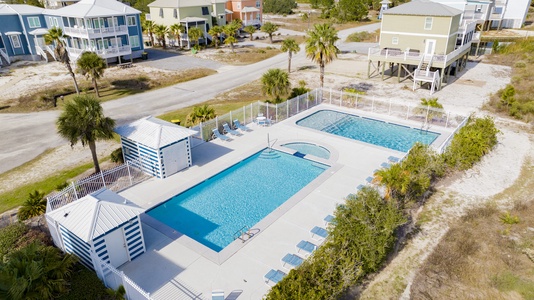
[162,141,188,177]
[424,39,436,56]
[103,227,129,268]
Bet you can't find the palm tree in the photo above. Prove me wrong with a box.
[169,23,184,47]
[373,163,410,201]
[280,38,300,73]
[143,20,156,46]
[261,22,279,43]
[186,104,216,126]
[154,24,169,48]
[209,25,223,48]
[76,51,106,97]
[305,23,340,88]
[223,24,238,52]
[17,190,46,221]
[56,95,115,174]
[261,68,290,103]
[188,27,203,50]
[243,25,256,41]
[44,27,80,94]
[106,285,126,300]
[0,242,77,300]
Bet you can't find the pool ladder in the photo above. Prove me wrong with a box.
[233,225,253,243]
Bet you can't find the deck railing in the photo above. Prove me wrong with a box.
[0,48,10,65]
[64,25,128,37]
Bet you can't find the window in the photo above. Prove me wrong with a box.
[10,35,21,48]
[48,16,53,26]
[392,37,398,45]
[129,35,140,48]
[54,18,58,27]
[237,3,240,9]
[28,17,41,28]
[424,17,433,30]
[256,1,261,8]
[159,8,164,18]
[201,6,209,15]
[173,8,178,19]
[127,16,136,26]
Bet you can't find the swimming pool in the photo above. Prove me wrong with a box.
[282,142,331,159]
[296,110,439,152]
[147,149,328,252]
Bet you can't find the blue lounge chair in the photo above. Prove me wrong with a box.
[281,254,304,269]
[365,176,374,184]
[381,162,391,168]
[310,226,328,240]
[223,123,242,136]
[212,290,224,300]
[234,119,251,132]
[357,184,365,190]
[324,215,334,225]
[264,269,286,286]
[212,128,231,141]
[296,240,316,257]
[388,156,400,163]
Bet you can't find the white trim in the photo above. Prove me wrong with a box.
[129,35,140,48]
[28,17,41,28]
[381,30,452,38]
[424,17,433,30]
[10,35,21,48]
[127,15,136,26]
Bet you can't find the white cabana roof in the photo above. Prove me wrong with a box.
[5,31,22,35]
[28,28,49,35]
[241,6,260,13]
[43,0,140,18]
[180,16,208,23]
[0,4,44,15]
[47,189,145,243]
[115,116,198,149]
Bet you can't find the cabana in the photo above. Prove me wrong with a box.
[115,116,198,179]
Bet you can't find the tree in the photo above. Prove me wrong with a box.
[153,24,169,48]
[280,38,300,73]
[56,95,115,174]
[336,0,368,22]
[186,104,216,126]
[44,27,80,94]
[261,68,290,103]
[0,242,77,300]
[106,285,126,300]
[223,24,239,52]
[169,23,184,47]
[17,191,46,221]
[373,163,410,201]
[263,0,297,14]
[76,52,106,97]
[243,25,257,41]
[188,27,203,50]
[261,22,279,43]
[142,20,155,46]
[305,23,339,88]
[209,25,223,48]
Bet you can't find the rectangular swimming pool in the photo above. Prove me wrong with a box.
[146,149,329,252]
[296,110,439,152]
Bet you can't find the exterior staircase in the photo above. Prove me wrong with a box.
[0,48,10,66]
[413,54,441,94]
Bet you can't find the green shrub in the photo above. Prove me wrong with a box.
[56,181,69,191]
[346,31,371,42]
[263,0,297,14]
[0,223,28,259]
[57,264,111,300]
[110,147,124,164]
[443,116,499,170]
[499,211,520,225]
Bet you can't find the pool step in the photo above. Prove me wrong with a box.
[259,150,281,159]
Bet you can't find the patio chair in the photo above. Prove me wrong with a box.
[388,156,400,163]
[212,290,225,300]
[365,176,374,184]
[264,269,286,286]
[356,184,365,190]
[380,162,391,168]
[281,253,304,269]
[324,215,334,226]
[296,240,316,257]
[223,123,242,136]
[310,226,328,241]
[212,128,231,141]
[234,119,252,132]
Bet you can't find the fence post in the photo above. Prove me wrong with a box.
[199,122,203,140]
[316,88,319,105]
[71,181,78,200]
[267,104,269,119]
[406,106,410,119]
[339,90,343,107]
[276,105,278,123]
[286,100,289,118]
[127,161,133,185]
[230,111,232,124]
[355,94,358,108]
[101,171,106,189]
[243,106,246,124]
[250,104,253,123]
[215,116,218,129]
[297,96,299,113]
[425,105,430,125]
[329,88,332,104]
[445,111,450,128]
[306,92,309,109]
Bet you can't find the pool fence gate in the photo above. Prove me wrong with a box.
[190,87,468,153]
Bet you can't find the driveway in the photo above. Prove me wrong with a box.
[135,48,225,71]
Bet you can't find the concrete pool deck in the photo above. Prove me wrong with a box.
[118,104,455,299]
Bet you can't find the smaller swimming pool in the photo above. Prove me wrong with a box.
[282,142,331,159]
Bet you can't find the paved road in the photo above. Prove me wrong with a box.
[0,23,380,174]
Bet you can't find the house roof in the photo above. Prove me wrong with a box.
[47,189,145,243]
[384,0,462,17]
[115,116,198,149]
[148,0,211,8]
[43,0,140,18]
[0,4,44,15]
[241,6,260,13]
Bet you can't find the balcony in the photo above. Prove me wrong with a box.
[242,19,261,27]
[67,45,131,59]
[63,25,128,39]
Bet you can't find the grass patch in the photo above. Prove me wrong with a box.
[346,30,379,43]
[213,48,280,65]
[491,272,534,299]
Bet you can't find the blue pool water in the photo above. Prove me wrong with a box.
[147,149,328,252]
[296,110,439,152]
[282,142,331,159]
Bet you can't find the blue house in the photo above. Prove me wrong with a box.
[0,4,48,65]
[43,0,145,63]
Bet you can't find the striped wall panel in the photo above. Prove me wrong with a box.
[92,235,110,264]
[121,137,163,178]
[124,217,145,261]
[59,226,93,270]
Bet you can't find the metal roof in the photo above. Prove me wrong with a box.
[115,116,198,149]
[0,4,44,15]
[43,0,140,18]
[241,6,260,13]
[384,0,462,17]
[47,189,145,243]
[148,0,211,8]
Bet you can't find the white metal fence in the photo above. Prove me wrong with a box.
[46,160,151,213]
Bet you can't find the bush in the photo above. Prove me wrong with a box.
[443,116,499,170]
[346,31,371,42]
[57,264,111,300]
[263,0,297,14]
[0,223,28,259]
[110,147,124,164]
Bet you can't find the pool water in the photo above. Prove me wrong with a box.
[282,142,331,159]
[296,110,439,152]
[147,149,328,252]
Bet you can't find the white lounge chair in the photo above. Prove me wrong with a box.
[223,123,242,136]
[212,128,231,141]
